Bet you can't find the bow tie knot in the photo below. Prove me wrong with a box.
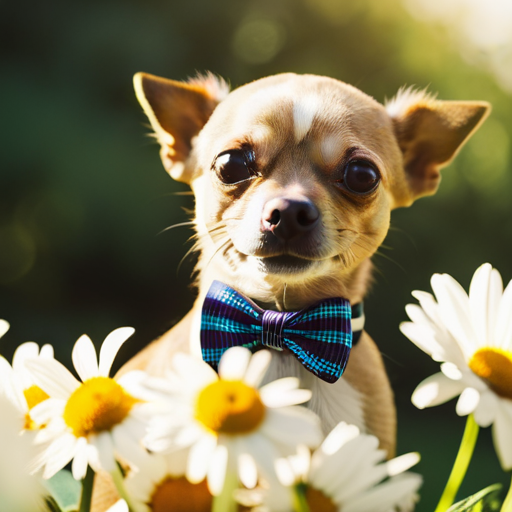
[261,310,291,350]
[201,281,363,383]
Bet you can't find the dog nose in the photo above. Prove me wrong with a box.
[262,198,320,241]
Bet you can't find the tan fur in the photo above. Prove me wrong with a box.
[92,72,490,511]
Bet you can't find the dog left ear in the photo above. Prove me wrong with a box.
[386,88,490,205]
[134,72,229,184]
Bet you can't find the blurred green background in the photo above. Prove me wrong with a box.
[1,0,511,509]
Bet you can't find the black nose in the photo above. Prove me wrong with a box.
[262,198,320,241]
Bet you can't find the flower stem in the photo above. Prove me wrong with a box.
[110,464,142,512]
[434,414,480,512]
[502,475,512,512]
[212,472,238,512]
[79,466,95,512]
[293,484,311,512]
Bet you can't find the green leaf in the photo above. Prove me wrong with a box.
[43,470,81,512]
[447,484,503,512]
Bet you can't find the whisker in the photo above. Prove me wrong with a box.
[203,238,233,272]
[177,241,202,274]
[158,221,195,236]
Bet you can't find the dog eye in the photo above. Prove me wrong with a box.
[343,160,380,194]
[213,149,255,185]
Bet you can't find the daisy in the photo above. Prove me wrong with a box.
[0,340,54,430]
[400,263,512,470]
[144,347,323,497]
[0,393,48,512]
[124,449,214,512]
[25,327,152,481]
[241,422,422,512]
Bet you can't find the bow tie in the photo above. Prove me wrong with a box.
[200,281,364,384]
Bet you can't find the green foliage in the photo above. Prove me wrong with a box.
[447,484,502,512]
[44,470,81,512]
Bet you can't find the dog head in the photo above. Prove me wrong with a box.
[134,73,489,307]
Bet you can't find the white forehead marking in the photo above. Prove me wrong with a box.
[293,95,321,143]
[235,83,291,128]
[320,133,343,165]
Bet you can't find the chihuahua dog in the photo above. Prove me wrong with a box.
[121,72,489,457]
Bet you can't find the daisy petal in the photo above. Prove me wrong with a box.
[72,335,99,381]
[99,327,135,377]
[71,438,89,480]
[260,377,299,395]
[12,342,39,372]
[431,273,475,357]
[261,407,322,448]
[172,353,218,391]
[0,319,9,338]
[412,372,465,409]
[386,452,421,476]
[261,388,312,408]
[218,347,251,381]
[187,433,217,483]
[93,432,116,472]
[112,424,148,469]
[456,387,480,416]
[207,444,228,496]
[274,457,295,486]
[320,422,360,456]
[238,453,258,489]
[495,279,512,350]
[0,358,26,414]
[342,473,422,512]
[40,344,54,359]
[492,400,512,470]
[244,350,271,387]
[25,358,79,399]
[41,434,79,479]
[473,390,498,427]
[243,433,280,480]
[469,264,503,349]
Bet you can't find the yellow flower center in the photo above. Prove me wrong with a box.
[23,385,50,430]
[150,477,212,512]
[469,348,512,400]
[24,384,50,410]
[195,380,265,434]
[306,486,338,512]
[63,376,139,438]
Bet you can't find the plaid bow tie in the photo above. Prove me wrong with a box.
[201,281,364,384]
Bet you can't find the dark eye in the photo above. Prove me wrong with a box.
[343,160,380,194]
[213,149,256,185]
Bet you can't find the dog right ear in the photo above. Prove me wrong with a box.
[386,87,490,206]
[133,72,229,184]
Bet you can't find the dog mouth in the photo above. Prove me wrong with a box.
[257,254,319,274]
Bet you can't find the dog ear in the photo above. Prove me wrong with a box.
[386,88,490,203]
[133,72,229,184]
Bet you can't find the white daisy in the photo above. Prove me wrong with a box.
[25,327,152,480]
[240,422,422,512]
[0,341,54,430]
[124,449,214,512]
[400,263,512,470]
[144,347,323,496]
[0,393,48,512]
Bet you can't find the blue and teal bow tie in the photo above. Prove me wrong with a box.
[200,281,364,384]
